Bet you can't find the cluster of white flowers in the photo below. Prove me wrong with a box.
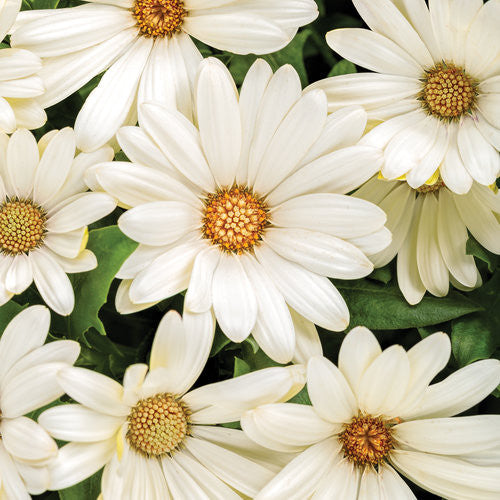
[0,0,498,498]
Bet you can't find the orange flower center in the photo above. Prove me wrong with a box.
[339,415,393,465]
[132,0,186,38]
[202,187,269,254]
[126,393,190,457]
[0,199,46,254]
[420,63,477,120]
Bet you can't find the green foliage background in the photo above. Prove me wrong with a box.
[1,1,499,499]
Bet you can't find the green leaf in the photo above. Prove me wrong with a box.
[58,469,102,500]
[328,59,356,77]
[68,226,137,338]
[233,357,251,377]
[288,386,311,405]
[0,301,26,336]
[333,279,483,330]
[466,236,499,272]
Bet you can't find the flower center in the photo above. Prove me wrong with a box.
[132,0,186,38]
[420,63,477,120]
[0,199,46,254]
[202,187,269,254]
[416,179,445,194]
[339,415,393,465]
[126,393,190,457]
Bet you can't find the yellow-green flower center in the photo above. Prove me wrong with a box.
[202,187,269,254]
[339,415,394,465]
[0,199,46,255]
[126,393,190,457]
[420,63,477,120]
[416,179,445,194]
[132,0,186,37]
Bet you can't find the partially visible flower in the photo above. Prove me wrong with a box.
[0,0,46,132]
[0,305,80,498]
[242,327,500,499]
[309,0,500,194]
[0,128,116,314]
[86,57,390,364]
[11,0,318,152]
[354,177,500,304]
[39,309,304,498]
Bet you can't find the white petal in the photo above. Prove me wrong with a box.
[29,249,74,316]
[6,128,38,198]
[0,416,56,464]
[39,404,123,442]
[312,458,360,499]
[43,228,86,259]
[161,455,208,499]
[48,439,115,490]
[75,37,152,152]
[307,356,357,424]
[378,462,416,499]
[196,58,241,187]
[57,366,130,417]
[241,403,338,453]
[357,345,410,415]
[291,308,322,364]
[0,96,16,133]
[326,28,422,77]
[212,253,257,343]
[15,461,50,496]
[255,244,349,331]
[5,254,32,294]
[0,443,30,500]
[0,0,21,41]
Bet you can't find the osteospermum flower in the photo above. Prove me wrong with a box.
[0,305,80,497]
[39,309,305,498]
[0,128,116,314]
[354,176,500,304]
[86,57,390,363]
[242,327,500,499]
[0,0,46,132]
[309,0,500,194]
[10,0,318,152]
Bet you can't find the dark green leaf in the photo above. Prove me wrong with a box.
[68,226,137,338]
[0,301,26,336]
[466,237,499,272]
[58,469,102,500]
[328,59,356,77]
[334,279,482,330]
[233,357,251,377]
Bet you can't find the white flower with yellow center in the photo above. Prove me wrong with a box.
[309,0,500,194]
[241,327,500,499]
[86,57,389,363]
[0,305,80,498]
[39,309,305,498]
[0,128,116,315]
[0,0,46,132]
[354,176,500,304]
[10,0,319,152]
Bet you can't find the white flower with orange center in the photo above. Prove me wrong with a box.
[10,0,319,153]
[38,309,306,498]
[0,0,46,132]
[309,0,500,194]
[86,57,390,363]
[241,327,500,499]
[0,128,116,315]
[0,305,80,498]
[354,176,500,304]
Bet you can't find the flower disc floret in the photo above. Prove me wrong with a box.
[202,187,269,254]
[0,199,46,254]
[126,393,190,457]
[416,179,445,194]
[339,415,394,465]
[132,0,186,38]
[420,63,477,120]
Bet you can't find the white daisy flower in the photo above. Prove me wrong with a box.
[86,57,389,363]
[354,176,500,304]
[309,0,500,194]
[0,305,80,498]
[39,309,305,498]
[0,0,46,132]
[242,327,500,499]
[0,128,116,315]
[10,0,318,152]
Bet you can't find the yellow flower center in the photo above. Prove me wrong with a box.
[416,179,445,194]
[132,0,186,38]
[339,415,394,465]
[126,393,190,457]
[420,63,477,120]
[202,187,269,254]
[0,199,46,254]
